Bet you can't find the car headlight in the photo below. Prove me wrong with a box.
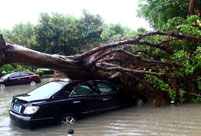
[23,106,39,114]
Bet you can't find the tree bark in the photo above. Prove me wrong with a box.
[188,0,197,15]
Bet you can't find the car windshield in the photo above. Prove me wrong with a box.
[28,81,68,99]
[1,73,12,79]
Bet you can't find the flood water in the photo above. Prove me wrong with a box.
[1,78,201,136]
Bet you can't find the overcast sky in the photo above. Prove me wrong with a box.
[0,0,150,30]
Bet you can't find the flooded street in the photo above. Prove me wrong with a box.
[1,78,201,136]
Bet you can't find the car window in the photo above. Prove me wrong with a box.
[1,73,12,79]
[10,72,21,78]
[21,72,30,77]
[70,84,96,97]
[96,81,117,94]
[54,83,76,98]
[28,81,68,99]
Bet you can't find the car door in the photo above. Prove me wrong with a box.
[69,82,100,115]
[20,72,31,84]
[8,72,21,85]
[47,83,78,118]
[95,81,121,110]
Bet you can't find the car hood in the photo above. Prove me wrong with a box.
[14,94,48,102]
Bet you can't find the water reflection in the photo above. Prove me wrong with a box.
[0,78,201,136]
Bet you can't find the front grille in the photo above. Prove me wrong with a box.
[11,98,26,114]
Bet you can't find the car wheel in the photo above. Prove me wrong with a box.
[30,81,36,85]
[59,114,76,126]
[0,84,5,88]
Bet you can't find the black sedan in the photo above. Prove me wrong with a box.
[9,79,136,128]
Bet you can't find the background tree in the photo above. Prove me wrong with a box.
[3,22,36,48]
[101,23,135,42]
[34,11,104,55]
[34,13,79,55]
[78,10,104,45]
[137,0,189,29]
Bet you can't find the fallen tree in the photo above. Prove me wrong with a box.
[0,27,201,105]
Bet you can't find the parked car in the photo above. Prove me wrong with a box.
[9,79,136,128]
[0,72,40,87]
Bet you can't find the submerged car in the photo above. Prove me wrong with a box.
[9,79,136,128]
[0,72,40,87]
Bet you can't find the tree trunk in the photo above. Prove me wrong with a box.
[188,0,197,15]
[0,35,96,80]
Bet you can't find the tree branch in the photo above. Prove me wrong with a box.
[74,31,200,60]
[91,48,174,67]
[138,40,172,53]
[97,62,165,77]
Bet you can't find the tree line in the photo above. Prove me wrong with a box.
[1,10,135,55]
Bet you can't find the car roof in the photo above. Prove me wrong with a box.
[10,71,32,74]
[57,78,71,82]
[54,78,115,86]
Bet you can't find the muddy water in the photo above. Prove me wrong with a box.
[0,78,201,136]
